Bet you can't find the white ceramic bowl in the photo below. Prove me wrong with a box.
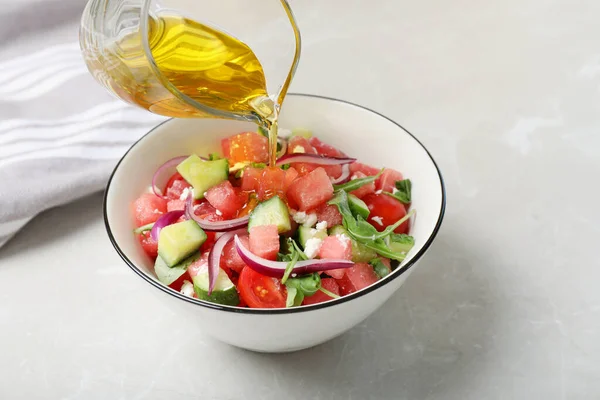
[105,94,445,353]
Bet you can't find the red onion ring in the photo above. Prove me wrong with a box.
[152,156,189,199]
[331,164,351,184]
[234,235,353,278]
[150,210,185,241]
[207,228,247,294]
[276,153,356,167]
[185,193,249,232]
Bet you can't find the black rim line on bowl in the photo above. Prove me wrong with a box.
[104,93,447,314]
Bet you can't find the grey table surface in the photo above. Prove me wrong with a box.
[1,0,600,399]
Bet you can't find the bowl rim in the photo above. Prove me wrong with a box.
[104,93,446,314]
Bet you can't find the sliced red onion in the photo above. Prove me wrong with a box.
[185,194,249,232]
[331,164,351,184]
[277,138,288,158]
[152,156,189,199]
[208,228,247,294]
[150,210,185,241]
[234,235,353,278]
[276,153,356,167]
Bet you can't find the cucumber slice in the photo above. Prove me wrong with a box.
[348,194,370,219]
[193,267,239,306]
[154,252,200,286]
[176,155,229,199]
[248,195,291,233]
[297,225,327,248]
[329,225,377,263]
[158,220,207,267]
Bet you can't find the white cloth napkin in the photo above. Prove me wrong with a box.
[0,0,166,247]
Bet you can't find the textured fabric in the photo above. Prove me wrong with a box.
[0,0,166,247]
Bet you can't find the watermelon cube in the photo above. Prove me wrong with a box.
[249,225,280,260]
[132,193,167,226]
[286,167,334,211]
[375,168,404,193]
[336,263,379,295]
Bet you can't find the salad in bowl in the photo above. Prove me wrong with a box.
[105,94,444,352]
[132,130,416,309]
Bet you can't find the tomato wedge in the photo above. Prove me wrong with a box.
[238,267,287,308]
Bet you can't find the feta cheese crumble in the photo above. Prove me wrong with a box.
[292,146,305,154]
[180,187,193,201]
[180,280,194,297]
[304,237,323,259]
[291,211,318,227]
[315,221,328,231]
[371,216,384,226]
[303,213,318,227]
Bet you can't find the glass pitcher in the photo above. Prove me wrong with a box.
[79,0,301,123]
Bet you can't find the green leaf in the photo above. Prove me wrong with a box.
[328,188,415,261]
[333,169,384,192]
[289,238,308,261]
[208,153,221,161]
[285,273,322,307]
[286,287,303,307]
[318,286,340,299]
[383,179,411,204]
[133,222,154,235]
[281,250,299,284]
[281,164,291,170]
[369,258,390,279]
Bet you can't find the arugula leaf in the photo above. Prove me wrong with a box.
[133,222,154,234]
[280,238,308,284]
[281,250,299,284]
[286,287,302,307]
[285,273,322,307]
[333,169,384,192]
[318,286,340,299]
[286,273,321,296]
[383,179,411,204]
[328,190,414,261]
[369,258,390,279]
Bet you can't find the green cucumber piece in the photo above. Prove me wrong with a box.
[158,220,207,267]
[248,195,291,233]
[348,194,370,219]
[176,155,229,199]
[297,225,327,248]
[387,233,415,255]
[154,252,200,286]
[329,225,377,263]
[193,267,239,306]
